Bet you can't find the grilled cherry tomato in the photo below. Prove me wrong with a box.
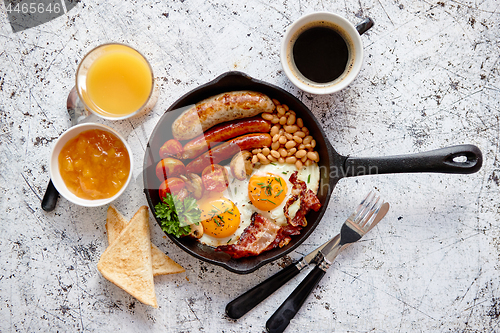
[159,177,185,202]
[201,164,229,193]
[155,158,186,181]
[159,139,183,158]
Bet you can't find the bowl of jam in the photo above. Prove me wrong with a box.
[49,123,133,207]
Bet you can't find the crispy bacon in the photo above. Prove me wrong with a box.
[264,224,303,250]
[216,213,306,259]
[284,172,322,227]
[216,213,280,259]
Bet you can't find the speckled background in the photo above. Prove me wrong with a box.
[1,0,499,332]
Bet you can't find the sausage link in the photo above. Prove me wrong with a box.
[180,117,271,159]
[172,91,275,140]
[186,133,272,174]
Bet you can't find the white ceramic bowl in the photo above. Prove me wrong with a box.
[49,123,133,207]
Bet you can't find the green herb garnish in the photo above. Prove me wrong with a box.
[154,193,201,238]
[260,198,276,205]
[264,184,273,196]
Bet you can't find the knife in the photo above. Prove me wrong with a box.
[225,203,389,319]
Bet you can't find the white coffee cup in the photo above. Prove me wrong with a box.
[281,12,373,95]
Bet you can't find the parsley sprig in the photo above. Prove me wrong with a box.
[154,193,201,238]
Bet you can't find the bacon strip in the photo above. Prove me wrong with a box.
[264,224,303,250]
[284,172,322,227]
[215,213,280,259]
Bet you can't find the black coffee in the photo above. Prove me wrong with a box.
[292,25,349,83]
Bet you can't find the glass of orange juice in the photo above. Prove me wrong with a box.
[75,43,157,120]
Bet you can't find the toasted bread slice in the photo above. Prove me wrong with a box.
[106,205,185,276]
[105,205,128,243]
[98,206,157,308]
[151,246,185,275]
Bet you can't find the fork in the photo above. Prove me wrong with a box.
[266,191,383,333]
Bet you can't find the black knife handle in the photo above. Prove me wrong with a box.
[226,263,301,319]
[266,266,326,333]
[41,179,59,212]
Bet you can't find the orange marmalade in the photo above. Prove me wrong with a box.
[58,129,130,200]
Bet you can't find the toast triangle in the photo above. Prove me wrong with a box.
[98,206,157,308]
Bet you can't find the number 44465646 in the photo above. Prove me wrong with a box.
[5,2,62,14]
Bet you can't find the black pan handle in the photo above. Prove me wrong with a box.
[266,266,326,333]
[41,179,59,212]
[342,144,482,177]
[226,263,301,319]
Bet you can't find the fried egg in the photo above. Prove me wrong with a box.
[197,162,320,247]
[197,195,240,238]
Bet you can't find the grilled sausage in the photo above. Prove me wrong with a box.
[180,117,271,160]
[186,133,272,174]
[171,91,275,141]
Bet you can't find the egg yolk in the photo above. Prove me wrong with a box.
[198,195,240,238]
[248,173,288,211]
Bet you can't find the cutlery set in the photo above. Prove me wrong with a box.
[226,191,389,333]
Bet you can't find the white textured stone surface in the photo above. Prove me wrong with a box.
[1,0,499,332]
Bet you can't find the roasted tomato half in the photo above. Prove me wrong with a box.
[159,177,185,201]
[155,158,186,181]
[159,139,183,158]
[201,164,229,193]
